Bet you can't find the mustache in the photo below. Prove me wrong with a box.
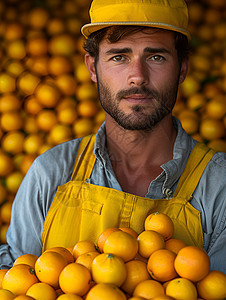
[116,86,160,100]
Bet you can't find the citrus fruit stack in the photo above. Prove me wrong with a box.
[0,0,225,244]
[173,0,226,152]
[0,0,104,243]
[0,212,225,300]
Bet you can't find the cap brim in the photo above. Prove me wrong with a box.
[81,22,191,40]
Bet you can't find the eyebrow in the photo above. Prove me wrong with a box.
[105,47,171,55]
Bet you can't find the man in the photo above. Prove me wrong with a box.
[0,0,225,272]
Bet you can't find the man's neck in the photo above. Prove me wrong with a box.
[105,114,177,169]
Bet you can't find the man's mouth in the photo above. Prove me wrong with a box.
[123,94,153,104]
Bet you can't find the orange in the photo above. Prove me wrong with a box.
[0,201,12,223]
[57,106,78,125]
[151,296,175,300]
[121,259,151,295]
[0,183,7,204]
[76,83,98,101]
[0,93,21,112]
[59,262,91,295]
[26,36,48,57]
[48,124,73,145]
[196,270,226,300]
[77,100,99,118]
[29,56,49,76]
[200,119,225,141]
[36,110,58,132]
[48,56,73,76]
[137,230,165,258]
[181,75,201,98]
[0,72,16,93]
[13,254,39,268]
[35,81,61,108]
[174,246,210,282]
[166,278,197,300]
[57,295,83,300]
[1,111,24,131]
[91,253,127,287]
[24,95,43,115]
[97,227,120,253]
[45,247,74,264]
[2,264,39,296]
[35,251,68,289]
[119,227,138,239]
[95,109,106,126]
[1,131,25,155]
[17,71,40,96]
[28,7,49,29]
[206,97,226,120]
[23,116,39,134]
[128,297,147,300]
[24,134,44,155]
[6,40,26,60]
[133,279,165,299]
[46,18,65,36]
[19,154,36,175]
[75,251,99,271]
[103,230,138,262]
[14,296,36,300]
[0,152,14,177]
[187,93,206,111]
[73,118,95,138]
[144,212,174,240]
[72,240,97,260]
[177,108,199,121]
[0,289,15,300]
[0,269,9,288]
[4,21,25,40]
[56,97,77,111]
[86,283,127,300]
[165,238,187,254]
[147,249,178,282]
[48,34,76,56]
[26,282,57,300]
[179,116,199,135]
[55,73,77,96]
[0,224,10,243]
[75,62,91,83]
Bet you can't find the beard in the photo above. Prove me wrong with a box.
[96,75,180,131]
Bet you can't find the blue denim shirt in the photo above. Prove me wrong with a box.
[1,118,225,272]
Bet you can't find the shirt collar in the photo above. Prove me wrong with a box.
[94,117,197,194]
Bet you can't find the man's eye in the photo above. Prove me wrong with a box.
[112,55,125,62]
[151,55,164,61]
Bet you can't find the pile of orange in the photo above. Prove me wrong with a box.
[0,212,225,300]
[0,0,225,243]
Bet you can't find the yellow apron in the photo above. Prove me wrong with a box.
[42,134,216,251]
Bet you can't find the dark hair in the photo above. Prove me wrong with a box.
[84,26,190,66]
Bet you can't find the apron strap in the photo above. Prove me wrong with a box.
[71,134,96,181]
[174,142,216,200]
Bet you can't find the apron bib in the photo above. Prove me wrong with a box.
[42,134,216,251]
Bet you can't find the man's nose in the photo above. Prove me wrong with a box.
[127,58,149,86]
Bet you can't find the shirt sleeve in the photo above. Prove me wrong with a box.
[0,160,44,268]
[192,151,226,273]
[0,138,81,269]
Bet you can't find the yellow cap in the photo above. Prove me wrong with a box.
[81,0,191,40]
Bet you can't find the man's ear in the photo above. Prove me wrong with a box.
[179,58,189,84]
[84,53,97,83]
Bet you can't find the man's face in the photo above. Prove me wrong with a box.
[86,28,188,131]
